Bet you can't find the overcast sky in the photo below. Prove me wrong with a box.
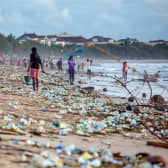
[0,0,168,41]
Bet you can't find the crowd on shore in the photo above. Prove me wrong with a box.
[0,48,94,89]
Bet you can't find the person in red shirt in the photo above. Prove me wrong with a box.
[18,59,22,66]
[122,61,127,81]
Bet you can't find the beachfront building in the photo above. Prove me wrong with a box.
[119,38,138,45]
[17,33,39,44]
[17,33,89,46]
[55,36,89,46]
[88,36,115,44]
[38,35,58,46]
[17,33,58,46]
[145,40,168,46]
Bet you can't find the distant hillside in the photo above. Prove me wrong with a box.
[0,33,168,59]
[84,43,168,59]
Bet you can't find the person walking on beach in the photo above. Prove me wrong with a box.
[18,58,22,66]
[81,62,84,72]
[22,57,27,68]
[122,61,127,81]
[27,47,45,91]
[57,57,63,72]
[68,56,76,85]
[10,57,14,66]
[90,59,93,66]
[76,56,81,73]
[87,58,92,79]
[50,58,55,70]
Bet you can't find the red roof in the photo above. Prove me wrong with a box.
[17,34,58,40]
[39,35,58,39]
[38,35,45,39]
[17,34,89,43]
[47,35,58,38]
[56,36,89,43]
[17,33,38,41]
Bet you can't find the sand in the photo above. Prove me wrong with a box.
[0,64,167,167]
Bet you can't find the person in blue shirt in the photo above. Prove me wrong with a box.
[68,56,76,85]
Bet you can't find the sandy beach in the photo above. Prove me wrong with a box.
[0,64,167,168]
[1,0,168,166]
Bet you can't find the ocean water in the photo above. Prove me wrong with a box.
[80,63,168,101]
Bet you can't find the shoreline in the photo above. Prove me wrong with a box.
[93,59,168,64]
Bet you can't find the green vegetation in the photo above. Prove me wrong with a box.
[85,41,168,59]
[0,33,168,59]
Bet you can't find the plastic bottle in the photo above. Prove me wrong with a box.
[90,159,101,167]
[101,150,112,162]
[56,145,63,150]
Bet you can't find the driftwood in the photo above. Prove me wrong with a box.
[0,145,38,154]
[144,71,153,100]
[142,122,168,144]
[82,86,95,94]
[112,74,168,144]
[150,95,166,105]
[0,130,23,135]
[147,141,168,149]
[112,76,140,105]
[113,71,157,106]
[148,156,166,168]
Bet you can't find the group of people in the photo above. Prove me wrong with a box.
[27,47,94,91]
[10,57,25,67]
[0,56,28,68]
[1,48,161,92]
[27,47,131,91]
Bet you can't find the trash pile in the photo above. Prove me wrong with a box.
[12,142,165,168]
[0,65,167,167]
[0,66,168,139]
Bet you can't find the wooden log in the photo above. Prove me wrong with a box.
[147,141,168,148]
[0,130,20,135]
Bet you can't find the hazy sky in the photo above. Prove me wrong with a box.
[0,0,168,41]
